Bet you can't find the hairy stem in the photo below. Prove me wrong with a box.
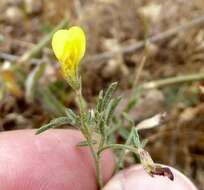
[76,88,103,189]
[117,128,135,169]
[98,144,138,157]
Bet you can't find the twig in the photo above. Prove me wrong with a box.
[18,17,69,64]
[84,15,204,64]
[133,55,146,87]
[142,72,204,89]
[133,14,148,88]
[0,52,40,64]
[74,0,83,21]
[0,18,68,64]
[1,16,204,65]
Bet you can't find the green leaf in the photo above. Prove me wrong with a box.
[96,90,104,113]
[107,133,117,144]
[77,140,97,147]
[98,118,106,136]
[36,117,72,134]
[119,127,130,140]
[117,128,135,169]
[101,82,118,111]
[85,109,96,126]
[65,108,78,125]
[25,63,46,103]
[122,112,134,127]
[39,87,65,116]
[124,87,142,113]
[105,96,122,124]
[132,129,141,147]
[141,139,148,148]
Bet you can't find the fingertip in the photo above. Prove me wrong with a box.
[103,165,197,190]
[0,129,115,190]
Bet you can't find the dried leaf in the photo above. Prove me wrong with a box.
[0,68,22,98]
[136,113,166,130]
[25,63,46,103]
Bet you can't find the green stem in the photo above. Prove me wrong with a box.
[76,88,103,189]
[142,72,204,89]
[99,132,106,150]
[95,153,103,188]
[98,144,138,156]
[117,128,135,169]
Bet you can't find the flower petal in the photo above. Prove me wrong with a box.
[64,26,86,65]
[52,29,70,62]
[52,26,86,65]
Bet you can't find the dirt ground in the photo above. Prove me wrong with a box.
[0,0,204,189]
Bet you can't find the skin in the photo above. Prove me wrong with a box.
[103,165,198,190]
[0,129,115,190]
[0,129,197,190]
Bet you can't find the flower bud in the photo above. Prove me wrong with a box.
[52,26,86,90]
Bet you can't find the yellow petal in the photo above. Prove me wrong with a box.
[52,26,86,66]
[52,29,70,62]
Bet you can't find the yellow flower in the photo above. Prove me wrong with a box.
[52,26,86,89]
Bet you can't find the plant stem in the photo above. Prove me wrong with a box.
[95,153,103,188]
[98,144,138,156]
[117,128,135,169]
[76,88,103,189]
[133,55,146,88]
[142,72,204,89]
[133,14,148,88]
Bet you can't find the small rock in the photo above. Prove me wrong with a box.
[5,6,24,24]
[102,59,119,78]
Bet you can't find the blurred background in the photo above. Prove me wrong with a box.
[0,0,204,189]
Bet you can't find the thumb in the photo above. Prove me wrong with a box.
[103,165,197,190]
[0,129,115,190]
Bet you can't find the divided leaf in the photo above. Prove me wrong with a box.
[122,112,134,127]
[39,87,65,115]
[65,108,78,125]
[77,140,97,147]
[132,129,141,147]
[98,118,106,136]
[25,63,46,103]
[124,87,142,113]
[36,116,74,134]
[105,96,122,124]
[85,109,96,126]
[96,90,103,113]
[101,82,118,111]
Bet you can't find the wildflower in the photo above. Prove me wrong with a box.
[52,26,86,90]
